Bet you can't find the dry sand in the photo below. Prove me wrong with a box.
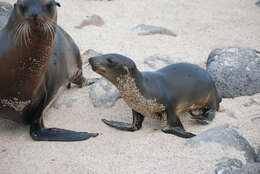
[0,0,260,173]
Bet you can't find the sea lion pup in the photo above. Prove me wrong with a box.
[89,54,221,138]
[0,0,98,141]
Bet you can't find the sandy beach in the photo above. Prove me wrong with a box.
[0,0,260,173]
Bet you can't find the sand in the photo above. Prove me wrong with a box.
[0,0,259,173]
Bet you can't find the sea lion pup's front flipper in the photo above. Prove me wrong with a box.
[29,91,98,142]
[161,106,196,138]
[102,110,144,131]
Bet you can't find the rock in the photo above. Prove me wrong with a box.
[81,49,102,65]
[186,125,256,163]
[75,15,104,29]
[0,2,12,29]
[256,149,260,162]
[89,78,120,108]
[250,116,260,122]
[52,93,78,109]
[231,163,260,174]
[144,54,184,69]
[215,159,260,174]
[251,97,260,105]
[215,158,243,174]
[133,24,177,37]
[256,0,260,6]
[206,47,260,98]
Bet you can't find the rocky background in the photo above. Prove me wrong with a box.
[0,0,259,174]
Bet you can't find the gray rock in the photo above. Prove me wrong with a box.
[186,125,256,162]
[0,2,12,29]
[256,149,260,162]
[216,160,260,174]
[89,78,120,108]
[52,93,78,109]
[133,24,177,37]
[144,54,184,69]
[251,98,260,105]
[75,15,104,29]
[231,163,260,174]
[215,158,243,174]
[256,0,260,6]
[251,116,260,122]
[206,47,260,98]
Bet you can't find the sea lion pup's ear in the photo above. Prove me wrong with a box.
[55,2,61,7]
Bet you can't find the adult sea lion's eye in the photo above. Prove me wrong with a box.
[19,5,27,13]
[46,2,54,10]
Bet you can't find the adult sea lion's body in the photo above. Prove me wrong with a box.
[89,54,222,138]
[0,0,98,141]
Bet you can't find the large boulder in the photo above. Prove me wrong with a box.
[206,47,260,98]
[186,125,256,163]
[215,159,260,174]
[256,0,260,7]
[0,2,12,29]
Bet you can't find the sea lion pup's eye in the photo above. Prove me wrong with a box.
[107,58,115,66]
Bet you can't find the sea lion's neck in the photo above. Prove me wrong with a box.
[4,19,56,97]
[115,71,165,117]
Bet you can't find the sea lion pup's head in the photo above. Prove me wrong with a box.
[7,0,61,46]
[89,54,140,85]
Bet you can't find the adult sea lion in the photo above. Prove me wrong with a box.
[0,0,98,141]
[89,54,222,138]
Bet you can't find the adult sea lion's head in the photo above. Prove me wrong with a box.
[8,0,61,46]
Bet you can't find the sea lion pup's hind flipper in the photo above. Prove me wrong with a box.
[102,110,144,131]
[161,106,196,138]
[189,108,216,125]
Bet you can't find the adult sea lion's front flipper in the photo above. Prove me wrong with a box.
[102,110,144,132]
[29,91,98,142]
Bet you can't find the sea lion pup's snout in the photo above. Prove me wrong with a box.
[89,54,138,84]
